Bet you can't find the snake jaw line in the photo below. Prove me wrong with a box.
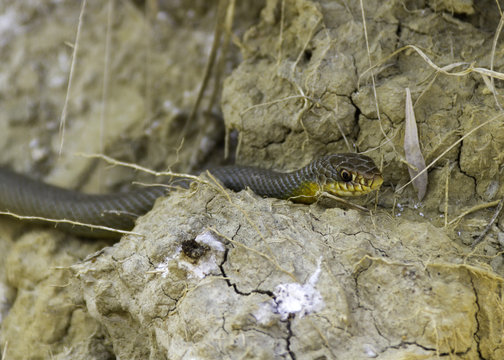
[322,172,383,197]
[370,174,384,191]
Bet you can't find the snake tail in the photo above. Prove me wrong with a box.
[0,167,167,238]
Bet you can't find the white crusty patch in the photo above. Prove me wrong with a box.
[177,252,220,279]
[254,258,325,324]
[195,230,225,251]
[154,247,181,278]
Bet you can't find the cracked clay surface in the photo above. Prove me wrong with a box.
[73,184,502,359]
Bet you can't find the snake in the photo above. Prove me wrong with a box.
[0,153,383,239]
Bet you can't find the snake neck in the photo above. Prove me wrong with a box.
[210,162,320,204]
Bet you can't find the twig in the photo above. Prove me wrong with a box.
[443,163,452,228]
[276,0,285,64]
[205,171,297,281]
[182,0,227,138]
[320,192,371,213]
[359,44,504,83]
[2,341,7,360]
[76,152,204,183]
[99,0,114,154]
[208,0,235,111]
[447,200,501,226]
[59,0,86,155]
[0,211,143,238]
[359,0,393,147]
[208,226,297,282]
[471,198,504,248]
[489,12,504,111]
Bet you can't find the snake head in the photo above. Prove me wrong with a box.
[322,153,383,197]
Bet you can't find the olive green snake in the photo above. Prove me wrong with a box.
[0,153,383,238]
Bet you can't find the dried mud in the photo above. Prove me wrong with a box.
[1,0,504,359]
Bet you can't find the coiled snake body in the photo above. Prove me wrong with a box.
[0,153,383,238]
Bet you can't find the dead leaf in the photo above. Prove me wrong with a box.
[404,88,427,200]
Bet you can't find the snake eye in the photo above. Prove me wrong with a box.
[340,169,352,182]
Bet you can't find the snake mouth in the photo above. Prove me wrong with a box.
[324,173,384,197]
[369,174,384,190]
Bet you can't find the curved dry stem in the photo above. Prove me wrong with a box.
[490,13,504,111]
[471,198,504,248]
[59,0,87,155]
[209,0,235,111]
[2,341,7,360]
[0,211,143,238]
[447,200,501,227]
[276,0,286,65]
[321,192,370,212]
[99,0,113,154]
[359,0,392,147]
[183,0,228,138]
[209,226,297,282]
[240,95,309,116]
[76,153,205,184]
[359,44,504,84]
[205,171,298,282]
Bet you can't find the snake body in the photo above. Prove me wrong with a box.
[0,153,382,238]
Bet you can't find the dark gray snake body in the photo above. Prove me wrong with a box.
[0,153,382,238]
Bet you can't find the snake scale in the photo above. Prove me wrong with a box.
[0,153,383,238]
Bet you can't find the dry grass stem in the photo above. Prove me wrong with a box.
[99,0,113,154]
[184,0,228,137]
[360,45,504,85]
[208,226,297,282]
[205,171,298,282]
[276,0,285,65]
[360,0,393,146]
[447,200,501,227]
[321,192,371,212]
[490,14,504,111]
[209,0,235,110]
[471,199,504,248]
[77,153,204,184]
[443,163,452,228]
[1,342,7,360]
[0,211,143,238]
[59,0,87,155]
